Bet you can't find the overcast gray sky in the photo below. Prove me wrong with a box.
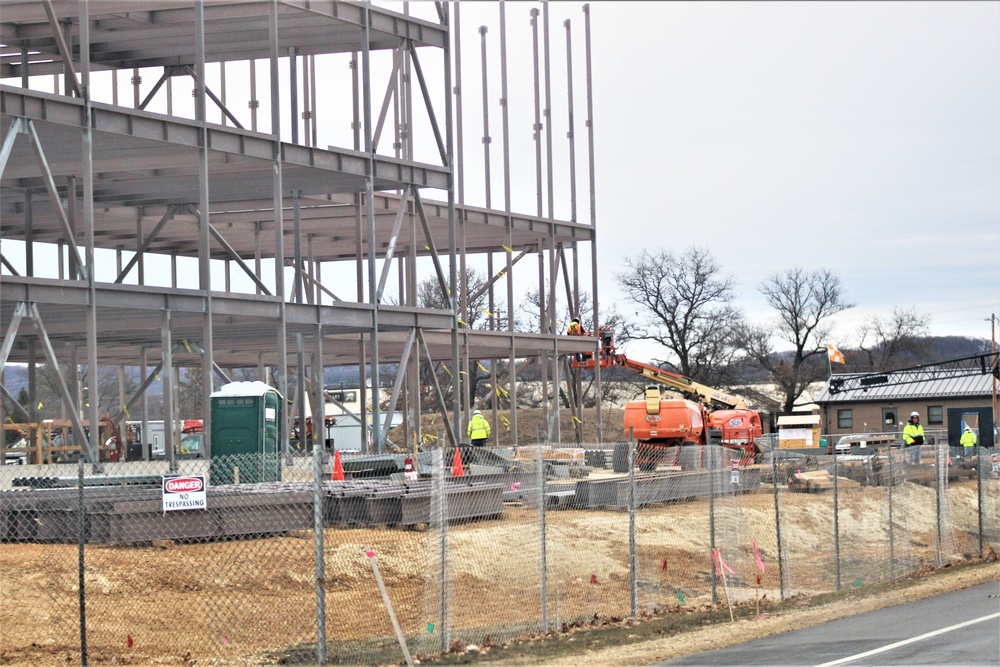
[446,1,1000,355]
[597,1,998,346]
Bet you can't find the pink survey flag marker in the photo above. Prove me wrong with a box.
[752,540,765,573]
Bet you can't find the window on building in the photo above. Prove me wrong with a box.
[837,409,853,429]
[928,406,943,425]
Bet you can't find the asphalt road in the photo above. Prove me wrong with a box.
[661,580,1000,666]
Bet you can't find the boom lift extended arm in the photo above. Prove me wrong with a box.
[569,328,747,410]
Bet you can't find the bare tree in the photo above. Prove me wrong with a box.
[855,307,931,370]
[615,246,745,385]
[740,267,855,413]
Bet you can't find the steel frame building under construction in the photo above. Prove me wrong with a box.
[0,0,605,462]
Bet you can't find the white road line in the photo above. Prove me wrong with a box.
[812,612,1000,667]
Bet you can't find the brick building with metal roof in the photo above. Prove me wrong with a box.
[815,373,997,447]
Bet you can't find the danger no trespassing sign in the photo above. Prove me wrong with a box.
[162,475,208,512]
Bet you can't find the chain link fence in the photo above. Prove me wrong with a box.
[2,440,997,665]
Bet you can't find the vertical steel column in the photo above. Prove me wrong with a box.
[117,364,126,458]
[310,55,318,147]
[297,334,307,451]
[135,217,144,284]
[453,3,471,427]
[220,61,228,127]
[479,24,500,441]
[499,1,517,443]
[25,193,38,426]
[195,0,214,456]
[162,311,175,473]
[80,0,100,468]
[362,6,383,453]
[538,238,548,433]
[441,2,461,448]
[549,235,560,443]
[68,175,78,279]
[530,8,543,218]
[314,326,325,452]
[564,20,578,225]
[290,46,299,144]
[531,9,547,442]
[293,191,304,304]
[542,1,554,220]
[20,44,29,88]
[583,4,602,444]
[565,19,584,442]
[351,50,369,454]
[250,59,258,132]
[140,346,150,461]
[269,0,289,448]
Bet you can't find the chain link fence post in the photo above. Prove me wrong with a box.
[538,432,547,632]
[771,448,785,600]
[978,445,985,557]
[628,435,637,618]
[887,447,895,579]
[312,444,326,665]
[833,452,841,591]
[709,444,717,604]
[935,441,944,567]
[77,458,88,666]
[432,444,447,653]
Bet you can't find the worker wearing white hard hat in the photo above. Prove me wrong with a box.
[467,409,491,447]
[902,411,924,465]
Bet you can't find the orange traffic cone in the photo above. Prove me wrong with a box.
[451,447,464,477]
[403,455,417,481]
[331,449,345,481]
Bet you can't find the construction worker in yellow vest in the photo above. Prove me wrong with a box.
[902,411,924,464]
[467,409,491,447]
[960,427,977,460]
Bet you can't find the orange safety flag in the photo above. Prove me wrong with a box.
[826,343,846,364]
[331,449,345,481]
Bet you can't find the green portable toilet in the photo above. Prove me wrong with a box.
[210,381,283,484]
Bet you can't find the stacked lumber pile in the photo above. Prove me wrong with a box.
[787,469,862,493]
